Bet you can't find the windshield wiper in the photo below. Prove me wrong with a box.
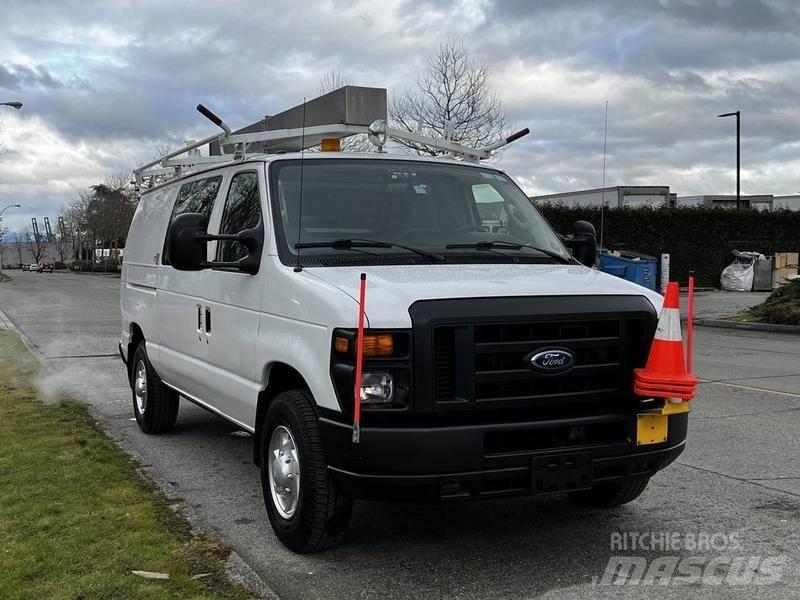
[445,240,572,263]
[295,238,445,261]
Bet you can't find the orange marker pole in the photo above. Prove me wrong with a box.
[687,272,695,374]
[352,273,367,444]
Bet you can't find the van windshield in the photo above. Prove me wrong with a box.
[269,158,571,266]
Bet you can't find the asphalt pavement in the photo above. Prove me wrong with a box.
[1,270,799,599]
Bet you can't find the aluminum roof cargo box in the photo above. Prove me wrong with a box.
[210,85,387,155]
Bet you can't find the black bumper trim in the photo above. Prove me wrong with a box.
[320,413,687,501]
[328,442,684,501]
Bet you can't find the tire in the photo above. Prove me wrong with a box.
[260,389,353,553]
[130,341,179,434]
[568,477,650,508]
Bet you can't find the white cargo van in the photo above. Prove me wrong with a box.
[120,103,685,553]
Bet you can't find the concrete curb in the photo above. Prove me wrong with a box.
[69,271,121,277]
[695,319,800,335]
[225,552,281,600]
[0,306,48,363]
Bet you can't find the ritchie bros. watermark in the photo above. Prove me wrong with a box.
[593,531,788,586]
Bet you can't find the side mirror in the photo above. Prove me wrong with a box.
[561,220,597,267]
[166,212,264,274]
[168,213,207,271]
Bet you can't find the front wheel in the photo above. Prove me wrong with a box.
[568,477,650,508]
[260,390,352,553]
[130,341,179,434]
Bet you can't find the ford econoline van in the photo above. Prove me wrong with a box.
[121,134,686,553]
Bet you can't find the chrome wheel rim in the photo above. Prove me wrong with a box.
[134,359,147,415]
[267,425,301,519]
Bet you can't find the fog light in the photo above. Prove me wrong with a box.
[360,372,394,404]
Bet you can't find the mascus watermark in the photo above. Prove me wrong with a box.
[593,531,788,586]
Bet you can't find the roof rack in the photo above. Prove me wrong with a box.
[133,89,530,190]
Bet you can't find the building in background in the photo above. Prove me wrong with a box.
[773,195,800,211]
[675,195,774,210]
[531,189,800,212]
[530,186,675,208]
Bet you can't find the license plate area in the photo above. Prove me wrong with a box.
[532,451,593,495]
[637,413,668,445]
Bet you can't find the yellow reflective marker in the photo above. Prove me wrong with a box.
[637,414,668,445]
[661,401,690,415]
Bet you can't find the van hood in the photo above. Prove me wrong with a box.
[307,263,663,328]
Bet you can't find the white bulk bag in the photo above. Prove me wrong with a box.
[720,262,754,292]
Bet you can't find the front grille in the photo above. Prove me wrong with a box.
[473,319,625,403]
[433,327,456,401]
[414,296,656,416]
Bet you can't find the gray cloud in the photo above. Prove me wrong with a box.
[1,0,799,228]
[0,63,72,90]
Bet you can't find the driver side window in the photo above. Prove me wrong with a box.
[217,172,262,263]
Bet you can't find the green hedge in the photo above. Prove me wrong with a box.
[537,205,800,288]
[69,258,120,272]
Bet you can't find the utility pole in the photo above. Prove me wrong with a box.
[718,111,741,209]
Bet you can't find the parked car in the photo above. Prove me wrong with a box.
[120,118,679,555]
[37,262,55,273]
[21,263,30,271]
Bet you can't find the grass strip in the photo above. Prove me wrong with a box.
[0,330,253,599]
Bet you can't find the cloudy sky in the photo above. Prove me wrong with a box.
[1,0,799,232]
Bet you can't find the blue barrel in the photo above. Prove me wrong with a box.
[597,250,658,291]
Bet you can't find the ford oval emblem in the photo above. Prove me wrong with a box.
[528,348,575,373]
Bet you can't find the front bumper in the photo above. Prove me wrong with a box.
[319,412,687,501]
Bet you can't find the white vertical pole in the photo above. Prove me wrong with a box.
[660,254,670,294]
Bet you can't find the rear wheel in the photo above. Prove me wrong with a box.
[260,389,352,553]
[568,477,650,508]
[131,341,179,434]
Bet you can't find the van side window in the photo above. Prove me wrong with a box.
[162,175,223,265]
[217,172,261,263]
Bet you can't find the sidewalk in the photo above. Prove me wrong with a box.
[680,290,770,321]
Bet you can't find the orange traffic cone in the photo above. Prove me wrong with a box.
[633,282,697,401]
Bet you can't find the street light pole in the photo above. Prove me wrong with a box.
[718,110,741,209]
[0,204,22,274]
[0,102,23,272]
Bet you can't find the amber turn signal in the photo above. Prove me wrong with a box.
[320,138,341,152]
[334,336,350,353]
[362,333,394,357]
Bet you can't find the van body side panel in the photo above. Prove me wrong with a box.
[199,167,266,426]
[255,256,362,417]
[154,280,210,394]
[121,185,177,363]
[154,170,228,398]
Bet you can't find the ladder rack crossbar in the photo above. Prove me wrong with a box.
[133,111,529,191]
[163,155,233,167]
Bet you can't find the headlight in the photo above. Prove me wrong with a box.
[360,371,394,404]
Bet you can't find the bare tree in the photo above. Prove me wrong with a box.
[62,191,90,261]
[390,37,508,155]
[319,70,350,98]
[318,69,372,153]
[23,226,49,264]
[86,172,136,265]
